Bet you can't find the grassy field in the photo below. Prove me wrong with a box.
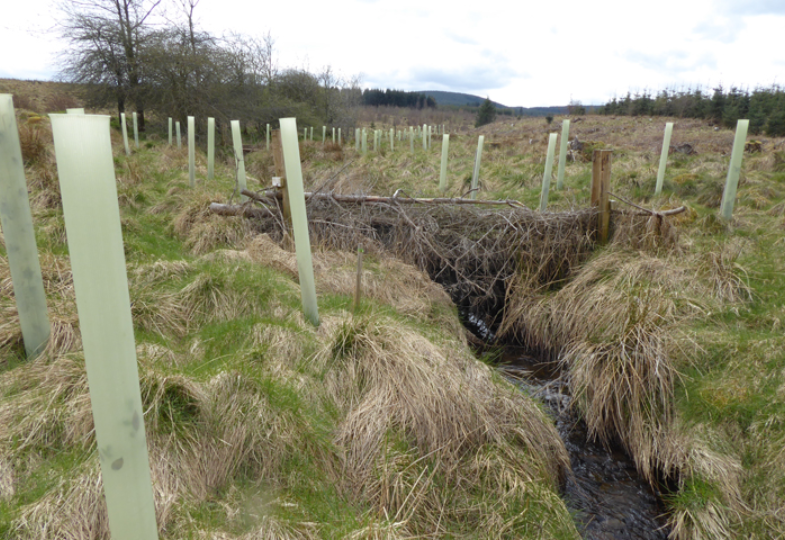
[2,87,785,539]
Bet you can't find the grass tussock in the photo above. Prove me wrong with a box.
[315,316,574,537]
[172,191,255,254]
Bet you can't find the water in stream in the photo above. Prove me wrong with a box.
[500,349,670,540]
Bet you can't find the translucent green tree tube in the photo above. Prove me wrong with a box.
[266,124,270,150]
[338,128,342,145]
[168,118,172,145]
[207,117,215,180]
[66,108,85,114]
[428,126,432,149]
[322,126,326,144]
[556,119,570,189]
[439,134,450,192]
[49,114,158,540]
[332,127,335,143]
[410,127,414,153]
[0,94,50,358]
[280,118,319,326]
[188,116,195,187]
[655,122,674,196]
[362,129,367,154]
[355,128,360,151]
[422,124,427,150]
[389,128,394,151]
[176,121,182,149]
[310,127,313,141]
[720,119,750,220]
[132,112,139,148]
[540,133,558,211]
[230,120,248,201]
[303,128,307,140]
[470,135,485,200]
[121,113,131,156]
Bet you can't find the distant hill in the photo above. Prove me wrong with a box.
[419,90,569,117]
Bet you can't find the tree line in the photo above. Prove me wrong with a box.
[597,85,785,136]
[361,89,436,109]
[57,0,361,137]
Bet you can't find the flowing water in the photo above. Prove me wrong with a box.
[500,350,670,540]
[460,311,669,539]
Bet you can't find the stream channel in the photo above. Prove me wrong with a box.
[464,314,670,540]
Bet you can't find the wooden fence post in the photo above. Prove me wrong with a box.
[592,150,612,243]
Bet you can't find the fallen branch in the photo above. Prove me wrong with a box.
[240,189,527,208]
[609,192,686,217]
[209,203,272,219]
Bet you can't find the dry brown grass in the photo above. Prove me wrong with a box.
[500,244,752,496]
[315,315,572,536]
[172,191,255,254]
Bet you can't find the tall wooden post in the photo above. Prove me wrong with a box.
[591,150,612,243]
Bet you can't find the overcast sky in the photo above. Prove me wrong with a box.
[2,0,785,107]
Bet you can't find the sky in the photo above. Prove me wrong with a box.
[2,0,785,107]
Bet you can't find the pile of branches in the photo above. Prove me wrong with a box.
[215,191,599,326]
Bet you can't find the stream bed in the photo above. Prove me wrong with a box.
[500,348,670,540]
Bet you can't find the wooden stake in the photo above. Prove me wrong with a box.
[591,150,612,243]
[353,243,363,313]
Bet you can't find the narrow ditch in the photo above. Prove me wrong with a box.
[461,313,670,540]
